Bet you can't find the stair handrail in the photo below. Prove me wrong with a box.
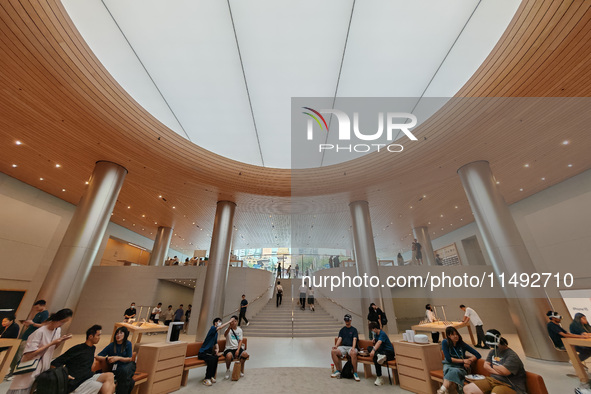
[318,294,363,320]
[222,283,274,319]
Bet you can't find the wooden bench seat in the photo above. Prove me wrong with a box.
[334,338,398,384]
[181,338,249,385]
[430,358,548,394]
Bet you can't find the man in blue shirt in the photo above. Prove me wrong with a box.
[238,295,250,327]
[198,317,232,386]
[330,314,360,381]
[369,322,395,386]
[174,305,184,322]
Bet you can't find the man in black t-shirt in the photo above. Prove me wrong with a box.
[545,310,586,350]
[51,325,115,393]
[238,295,249,326]
[123,302,136,322]
[330,314,360,381]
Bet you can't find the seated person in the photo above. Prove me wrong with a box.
[369,322,395,386]
[330,314,360,382]
[51,324,115,394]
[223,315,249,380]
[96,326,135,394]
[0,314,20,352]
[569,313,591,362]
[437,326,481,394]
[547,310,590,350]
[198,317,231,386]
[123,303,136,323]
[464,329,526,394]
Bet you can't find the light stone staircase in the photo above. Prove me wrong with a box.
[240,278,342,337]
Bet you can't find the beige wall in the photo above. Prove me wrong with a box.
[100,238,151,266]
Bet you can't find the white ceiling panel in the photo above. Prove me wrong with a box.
[230,0,355,168]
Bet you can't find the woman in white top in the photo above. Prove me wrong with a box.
[425,304,440,343]
[7,308,73,394]
[307,287,315,312]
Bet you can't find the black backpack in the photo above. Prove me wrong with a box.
[32,365,69,394]
[340,360,354,379]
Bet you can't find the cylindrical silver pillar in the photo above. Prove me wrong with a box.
[195,201,236,340]
[37,161,127,311]
[148,226,173,266]
[457,161,564,361]
[349,201,383,338]
[413,226,436,266]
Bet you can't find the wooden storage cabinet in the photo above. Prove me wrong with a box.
[393,341,441,394]
[136,342,187,394]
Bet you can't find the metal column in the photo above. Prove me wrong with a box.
[148,226,173,266]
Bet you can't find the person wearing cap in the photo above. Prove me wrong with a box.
[330,314,360,382]
[460,304,489,349]
[464,329,526,394]
[546,310,591,350]
[369,322,395,386]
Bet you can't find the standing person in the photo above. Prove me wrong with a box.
[367,303,384,340]
[286,266,291,279]
[330,314,360,382]
[396,253,404,266]
[198,317,231,386]
[414,239,423,265]
[295,264,299,278]
[163,305,174,326]
[276,262,281,278]
[329,256,334,268]
[184,305,192,333]
[276,281,283,307]
[460,305,489,349]
[174,305,184,322]
[333,255,340,268]
[223,316,249,380]
[411,241,417,264]
[437,326,481,394]
[463,329,527,394]
[7,309,73,394]
[96,326,135,394]
[307,287,315,312]
[369,322,395,386]
[51,324,115,393]
[425,304,440,343]
[298,282,307,310]
[435,253,444,265]
[123,303,136,322]
[151,303,162,324]
[238,295,250,327]
[7,300,49,379]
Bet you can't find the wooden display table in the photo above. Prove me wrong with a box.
[0,339,21,381]
[394,341,441,394]
[136,341,187,394]
[112,322,169,346]
[563,337,591,383]
[411,321,476,346]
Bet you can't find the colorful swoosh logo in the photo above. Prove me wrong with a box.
[302,107,328,131]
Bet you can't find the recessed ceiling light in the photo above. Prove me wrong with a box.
[15,140,22,145]
[496,181,500,184]
[55,164,61,168]
[39,177,44,181]
[460,218,463,221]
[122,219,125,221]
[154,222,157,225]
[428,222,431,225]
[132,224,135,226]
[541,177,546,181]
[568,164,573,167]
[409,206,413,209]
[11,164,17,168]
[519,188,524,191]
[524,164,530,168]
[454,206,458,209]
[441,228,444,230]
[142,214,146,217]
[440,214,444,218]
[62,189,66,192]
[562,140,570,145]
[85,181,89,185]
[172,206,176,209]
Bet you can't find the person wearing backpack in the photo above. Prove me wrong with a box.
[330,314,360,382]
[276,281,283,307]
[7,308,73,394]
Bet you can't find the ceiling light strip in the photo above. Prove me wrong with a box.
[99,0,192,142]
[227,0,265,167]
[320,0,356,167]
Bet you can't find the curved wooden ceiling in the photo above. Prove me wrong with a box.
[1,0,591,255]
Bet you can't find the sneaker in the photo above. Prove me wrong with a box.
[353,372,360,382]
[240,372,244,377]
[331,371,341,378]
[203,379,212,386]
[211,377,216,383]
[5,375,13,382]
[437,386,449,394]
[377,354,387,365]
[246,322,250,327]
[224,371,230,380]
[374,376,384,386]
